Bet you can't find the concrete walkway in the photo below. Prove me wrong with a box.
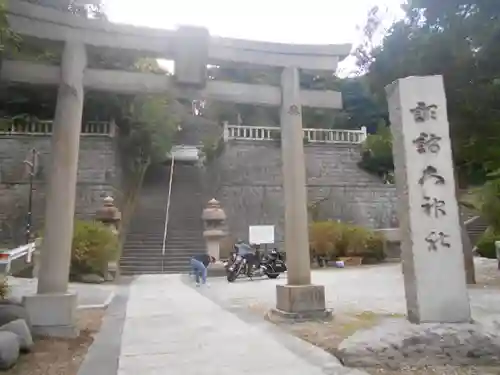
[111,275,364,375]
[77,259,500,375]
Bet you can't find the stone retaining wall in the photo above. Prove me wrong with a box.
[0,133,399,248]
[204,141,398,244]
[0,135,120,245]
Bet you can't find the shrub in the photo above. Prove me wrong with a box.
[309,221,333,259]
[358,125,394,180]
[71,220,119,277]
[343,226,371,257]
[309,221,343,260]
[364,231,386,261]
[0,277,9,300]
[309,221,386,262]
[476,227,500,259]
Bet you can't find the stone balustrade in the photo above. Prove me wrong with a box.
[0,121,114,136]
[223,123,367,144]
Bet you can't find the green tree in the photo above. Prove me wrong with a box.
[115,94,178,248]
[202,65,365,129]
[356,1,500,184]
[0,0,181,252]
[358,123,393,181]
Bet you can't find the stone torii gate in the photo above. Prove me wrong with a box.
[3,0,351,335]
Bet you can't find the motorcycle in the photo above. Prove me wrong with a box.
[224,242,287,282]
[224,251,247,282]
[257,248,287,279]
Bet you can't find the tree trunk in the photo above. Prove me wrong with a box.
[455,173,476,284]
[461,218,476,284]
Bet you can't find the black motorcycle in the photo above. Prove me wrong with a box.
[224,243,287,282]
[224,252,247,282]
[258,248,287,279]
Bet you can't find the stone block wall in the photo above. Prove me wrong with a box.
[204,141,398,246]
[0,135,120,245]
[0,130,398,249]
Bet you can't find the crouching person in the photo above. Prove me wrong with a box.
[190,254,216,287]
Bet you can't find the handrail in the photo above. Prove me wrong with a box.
[161,155,175,257]
[0,242,37,275]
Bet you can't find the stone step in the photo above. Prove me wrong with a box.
[126,230,205,237]
[121,163,206,276]
[125,234,205,241]
[121,255,198,262]
[129,222,204,228]
[124,243,205,249]
[123,252,204,258]
[120,263,192,271]
[123,249,204,256]
[122,248,203,255]
[124,240,205,247]
[121,259,193,267]
[120,269,190,276]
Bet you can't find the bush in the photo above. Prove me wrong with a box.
[309,221,343,260]
[358,125,394,181]
[364,231,387,261]
[343,226,371,257]
[476,227,500,259]
[0,277,9,300]
[71,220,119,277]
[309,221,386,262]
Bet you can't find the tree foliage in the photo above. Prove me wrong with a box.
[197,64,377,129]
[0,1,180,253]
[355,0,500,184]
[358,123,394,182]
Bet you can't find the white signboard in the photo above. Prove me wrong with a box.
[249,225,275,245]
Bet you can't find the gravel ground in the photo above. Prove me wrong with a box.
[266,313,500,375]
[204,258,500,375]
[4,309,105,375]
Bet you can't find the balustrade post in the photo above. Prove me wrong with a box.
[361,126,367,142]
[222,121,229,142]
[23,41,87,338]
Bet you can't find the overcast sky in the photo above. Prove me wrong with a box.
[104,0,405,75]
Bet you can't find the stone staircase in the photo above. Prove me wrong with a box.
[465,216,488,247]
[120,163,206,275]
[161,163,206,273]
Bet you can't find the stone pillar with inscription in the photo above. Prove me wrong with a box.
[22,41,87,337]
[386,75,471,323]
[273,67,330,319]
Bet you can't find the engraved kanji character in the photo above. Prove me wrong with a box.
[418,166,446,186]
[421,196,446,218]
[410,102,438,122]
[425,231,451,251]
[413,132,442,154]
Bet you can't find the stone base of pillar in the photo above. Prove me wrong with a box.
[22,293,78,338]
[207,261,227,277]
[272,284,332,321]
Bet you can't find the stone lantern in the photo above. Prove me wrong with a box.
[201,198,227,263]
[95,196,121,235]
[95,196,121,280]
